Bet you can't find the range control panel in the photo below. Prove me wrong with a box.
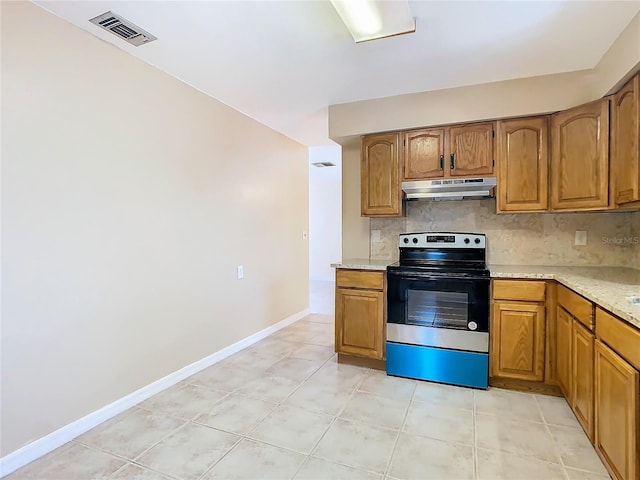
[398,232,486,249]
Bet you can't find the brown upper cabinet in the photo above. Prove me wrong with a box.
[402,122,494,180]
[403,128,445,179]
[361,133,403,217]
[550,99,610,211]
[361,74,640,217]
[612,73,640,206]
[496,116,549,212]
[448,122,495,176]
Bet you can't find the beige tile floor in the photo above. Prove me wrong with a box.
[7,282,611,480]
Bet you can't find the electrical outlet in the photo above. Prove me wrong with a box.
[575,230,587,246]
[237,265,244,279]
[372,230,381,242]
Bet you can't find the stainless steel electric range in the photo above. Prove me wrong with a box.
[386,232,490,389]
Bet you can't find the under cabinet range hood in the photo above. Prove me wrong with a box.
[402,177,497,200]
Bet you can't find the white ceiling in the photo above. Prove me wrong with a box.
[35,1,640,146]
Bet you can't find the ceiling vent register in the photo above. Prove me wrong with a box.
[89,11,157,46]
[311,162,336,167]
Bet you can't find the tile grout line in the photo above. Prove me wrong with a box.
[543,422,573,480]
[302,369,387,478]
[533,394,572,476]
[72,409,190,465]
[75,438,183,480]
[107,459,182,480]
[474,388,580,475]
[128,420,197,468]
[287,360,366,478]
[196,339,307,480]
[473,389,479,480]
[381,378,417,478]
[279,348,339,401]
[304,367,367,459]
[195,433,244,480]
[197,330,337,480]
[124,329,305,480]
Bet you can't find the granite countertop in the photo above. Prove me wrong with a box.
[489,265,640,329]
[331,260,640,329]
[331,258,397,271]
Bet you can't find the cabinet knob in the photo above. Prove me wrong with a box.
[450,153,455,170]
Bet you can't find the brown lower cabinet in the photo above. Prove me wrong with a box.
[595,339,639,480]
[334,269,385,360]
[555,291,639,480]
[558,291,597,440]
[491,280,639,480]
[490,280,562,393]
[571,320,594,441]
[491,301,545,381]
[556,306,573,400]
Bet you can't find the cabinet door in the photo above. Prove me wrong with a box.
[335,287,384,360]
[612,74,640,205]
[403,129,445,179]
[595,340,639,480]
[556,307,573,400]
[551,99,610,210]
[361,133,402,217]
[571,320,594,441]
[448,122,495,177]
[496,116,549,212]
[490,302,546,381]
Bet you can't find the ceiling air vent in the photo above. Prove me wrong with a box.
[312,162,336,168]
[89,11,157,46]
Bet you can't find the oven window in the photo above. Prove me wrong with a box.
[407,290,469,329]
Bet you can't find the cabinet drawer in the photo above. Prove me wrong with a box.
[493,280,546,302]
[596,308,640,371]
[557,285,594,330]
[336,269,384,290]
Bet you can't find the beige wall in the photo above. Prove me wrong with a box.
[329,70,596,141]
[590,12,640,97]
[370,201,635,267]
[1,2,308,457]
[341,141,370,259]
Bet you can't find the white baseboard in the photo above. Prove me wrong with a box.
[0,308,310,478]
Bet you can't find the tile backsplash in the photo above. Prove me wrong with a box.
[371,199,636,267]
[632,211,640,268]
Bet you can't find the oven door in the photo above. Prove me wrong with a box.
[387,270,489,353]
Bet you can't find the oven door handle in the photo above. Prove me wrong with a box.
[387,270,488,281]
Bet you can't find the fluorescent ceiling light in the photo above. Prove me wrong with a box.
[330,0,415,43]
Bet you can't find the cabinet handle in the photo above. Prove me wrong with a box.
[439,155,444,171]
[450,153,455,170]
